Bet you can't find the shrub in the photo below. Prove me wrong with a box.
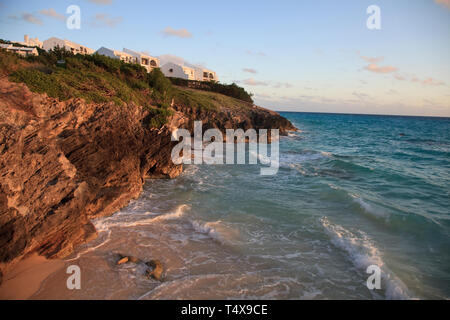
[145,106,174,128]
[169,78,253,103]
[147,68,173,103]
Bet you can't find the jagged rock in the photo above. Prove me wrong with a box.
[145,259,163,281]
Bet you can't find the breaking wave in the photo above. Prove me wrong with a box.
[320,217,413,299]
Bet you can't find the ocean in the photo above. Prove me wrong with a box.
[33,112,450,300]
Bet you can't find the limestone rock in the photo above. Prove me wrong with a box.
[145,259,163,281]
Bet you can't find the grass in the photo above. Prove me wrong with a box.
[173,86,254,112]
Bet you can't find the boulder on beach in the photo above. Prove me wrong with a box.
[145,260,163,281]
[117,257,129,265]
[129,256,141,263]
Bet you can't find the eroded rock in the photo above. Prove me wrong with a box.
[145,259,163,281]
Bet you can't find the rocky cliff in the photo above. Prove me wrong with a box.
[0,76,295,279]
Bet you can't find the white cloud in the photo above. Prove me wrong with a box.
[243,68,257,74]
[92,13,122,27]
[9,13,43,25]
[161,27,192,38]
[39,8,65,21]
[243,78,268,86]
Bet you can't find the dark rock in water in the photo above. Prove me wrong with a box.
[145,259,163,281]
[116,254,141,265]
[129,256,140,263]
[399,133,405,136]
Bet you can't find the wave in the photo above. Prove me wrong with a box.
[65,229,112,261]
[95,204,189,230]
[351,195,390,220]
[190,220,239,244]
[320,217,413,300]
[191,220,223,241]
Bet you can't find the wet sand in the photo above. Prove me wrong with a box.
[0,254,65,300]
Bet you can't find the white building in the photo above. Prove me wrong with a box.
[96,47,135,63]
[194,67,218,82]
[43,37,94,55]
[160,62,196,80]
[123,48,159,72]
[15,35,43,48]
[0,43,38,56]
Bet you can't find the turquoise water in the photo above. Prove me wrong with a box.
[37,112,449,300]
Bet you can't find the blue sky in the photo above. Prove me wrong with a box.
[1,0,449,116]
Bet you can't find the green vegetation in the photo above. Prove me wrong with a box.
[169,77,253,103]
[10,47,151,107]
[173,86,253,112]
[0,44,254,128]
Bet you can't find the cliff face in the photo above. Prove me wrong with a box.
[0,77,295,276]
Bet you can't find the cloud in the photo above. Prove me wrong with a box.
[243,68,257,74]
[360,55,384,64]
[161,27,192,38]
[364,63,397,74]
[9,13,43,25]
[88,0,113,4]
[246,50,266,57]
[243,78,268,86]
[39,8,65,21]
[352,91,370,100]
[92,13,122,27]
[273,82,293,89]
[359,53,397,74]
[393,74,406,81]
[357,51,397,73]
[393,73,446,86]
[158,54,186,66]
[435,0,450,9]
[158,54,206,70]
[421,77,445,86]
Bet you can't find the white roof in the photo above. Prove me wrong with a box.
[123,48,150,58]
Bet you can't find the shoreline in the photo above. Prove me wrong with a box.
[0,253,65,300]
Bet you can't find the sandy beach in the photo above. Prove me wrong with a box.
[0,254,65,300]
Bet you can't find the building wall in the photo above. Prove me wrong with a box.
[194,68,218,82]
[43,37,93,55]
[96,47,134,63]
[0,44,38,56]
[96,47,117,59]
[161,62,191,80]
[123,48,160,73]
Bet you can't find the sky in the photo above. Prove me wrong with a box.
[0,0,449,116]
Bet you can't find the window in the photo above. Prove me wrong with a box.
[203,72,208,78]
[169,68,173,73]
[150,60,157,67]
